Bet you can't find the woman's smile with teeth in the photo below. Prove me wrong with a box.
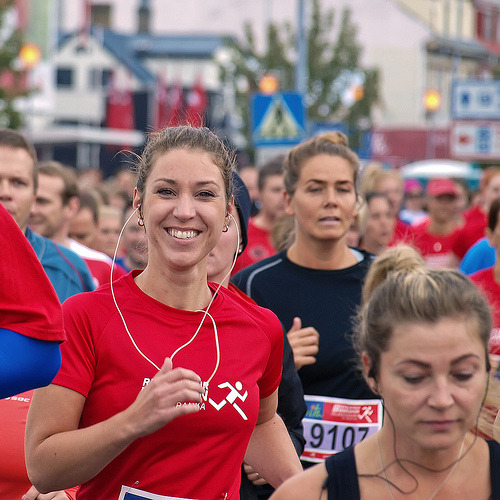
[167,228,199,239]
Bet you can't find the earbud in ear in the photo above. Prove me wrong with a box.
[137,203,141,208]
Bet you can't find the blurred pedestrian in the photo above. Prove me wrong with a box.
[29,161,126,286]
[68,189,100,248]
[239,164,261,216]
[358,191,395,256]
[114,203,148,271]
[469,196,500,360]
[0,128,94,302]
[460,236,496,276]
[234,155,286,274]
[451,167,500,265]
[361,164,414,246]
[399,178,426,225]
[412,178,461,268]
[346,210,362,248]
[93,204,123,259]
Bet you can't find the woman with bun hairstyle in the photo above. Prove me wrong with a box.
[361,244,425,303]
[232,132,377,464]
[271,268,500,499]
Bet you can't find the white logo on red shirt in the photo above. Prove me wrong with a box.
[209,381,248,420]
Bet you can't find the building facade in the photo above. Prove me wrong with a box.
[18,0,500,169]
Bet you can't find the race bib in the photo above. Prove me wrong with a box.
[118,486,193,500]
[301,395,383,463]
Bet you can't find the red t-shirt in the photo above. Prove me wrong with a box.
[69,239,127,287]
[228,282,256,304]
[412,220,460,269]
[463,204,486,225]
[53,272,283,500]
[235,218,276,273]
[0,390,79,499]
[451,205,487,259]
[389,218,414,247]
[0,390,32,498]
[0,203,64,341]
[469,267,500,357]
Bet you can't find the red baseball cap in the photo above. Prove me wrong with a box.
[426,178,458,197]
[404,178,423,194]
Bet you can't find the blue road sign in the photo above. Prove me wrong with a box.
[251,92,306,147]
[451,80,500,119]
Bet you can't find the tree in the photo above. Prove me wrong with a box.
[220,0,379,157]
[0,0,29,129]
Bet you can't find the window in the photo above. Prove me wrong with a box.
[88,68,112,90]
[91,5,111,27]
[478,8,494,41]
[56,67,74,88]
[484,11,493,40]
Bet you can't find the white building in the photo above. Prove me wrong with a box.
[20,0,499,166]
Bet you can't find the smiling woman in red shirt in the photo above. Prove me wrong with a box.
[25,126,302,500]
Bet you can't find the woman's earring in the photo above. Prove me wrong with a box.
[222,223,229,233]
[138,217,145,227]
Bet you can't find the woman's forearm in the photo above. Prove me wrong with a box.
[26,360,205,493]
[244,413,303,488]
[26,401,139,493]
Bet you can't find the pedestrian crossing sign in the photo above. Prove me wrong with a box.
[251,92,306,147]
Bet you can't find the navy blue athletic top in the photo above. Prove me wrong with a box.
[324,440,500,499]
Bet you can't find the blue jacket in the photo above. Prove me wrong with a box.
[25,227,95,303]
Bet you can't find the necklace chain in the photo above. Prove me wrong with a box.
[375,433,464,500]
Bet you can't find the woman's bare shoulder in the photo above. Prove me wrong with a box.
[270,463,328,500]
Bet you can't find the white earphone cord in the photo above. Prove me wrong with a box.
[108,207,240,383]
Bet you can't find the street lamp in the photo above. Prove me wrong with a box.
[424,89,441,159]
[424,89,441,114]
[259,73,280,94]
[19,43,41,69]
[19,43,41,131]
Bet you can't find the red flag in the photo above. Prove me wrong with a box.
[16,0,28,30]
[154,73,169,130]
[168,80,184,127]
[105,71,135,149]
[78,0,91,49]
[184,76,208,127]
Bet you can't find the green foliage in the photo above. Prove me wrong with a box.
[220,0,379,156]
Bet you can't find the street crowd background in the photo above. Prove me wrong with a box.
[2,0,500,499]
